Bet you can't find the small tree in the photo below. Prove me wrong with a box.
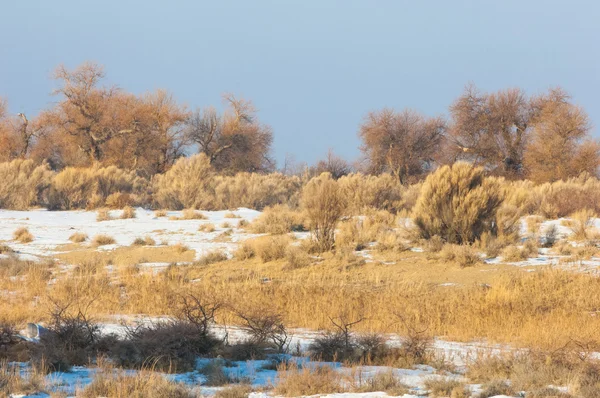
[412,162,503,244]
[301,173,347,251]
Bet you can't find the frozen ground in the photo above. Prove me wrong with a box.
[0,208,262,261]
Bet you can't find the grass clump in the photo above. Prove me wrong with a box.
[13,227,33,243]
[154,209,168,217]
[69,232,88,243]
[96,208,113,221]
[195,251,228,266]
[120,206,136,219]
[198,223,216,232]
[274,363,342,396]
[439,244,481,267]
[424,377,469,397]
[91,234,116,247]
[131,236,156,246]
[182,209,207,220]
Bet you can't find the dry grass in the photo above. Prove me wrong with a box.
[235,236,291,263]
[13,227,33,243]
[96,208,113,222]
[439,244,482,267]
[568,209,597,241]
[91,234,116,247]
[249,204,305,235]
[68,232,88,243]
[120,206,136,219]
[198,223,216,232]
[154,209,168,217]
[182,209,207,220]
[131,236,156,246]
[78,367,194,398]
[213,384,253,398]
[423,377,468,397]
[224,212,240,219]
[0,360,47,397]
[273,363,342,396]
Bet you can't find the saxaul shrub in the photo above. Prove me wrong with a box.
[302,173,347,251]
[0,159,52,210]
[413,162,504,244]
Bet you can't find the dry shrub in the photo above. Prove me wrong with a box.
[91,234,116,247]
[337,173,404,214]
[537,173,600,218]
[413,162,503,244]
[195,251,228,266]
[224,212,240,219]
[350,369,409,396]
[110,321,221,372]
[79,368,194,398]
[152,154,215,210]
[302,173,347,251]
[439,244,481,267]
[274,362,342,396]
[131,236,155,246]
[173,243,190,254]
[0,360,47,397]
[214,384,253,398]
[495,203,522,243]
[568,209,596,241]
[336,212,394,251]
[154,209,167,217]
[198,223,216,232]
[49,165,147,210]
[69,232,88,243]
[250,204,305,234]
[285,245,312,269]
[501,239,538,262]
[542,224,558,248]
[96,208,112,222]
[0,159,52,210]
[220,221,232,228]
[527,215,545,235]
[478,380,515,398]
[182,209,207,220]
[240,236,290,263]
[423,377,468,398]
[120,206,136,219]
[13,227,33,243]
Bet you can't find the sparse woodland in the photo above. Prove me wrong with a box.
[4,63,600,397]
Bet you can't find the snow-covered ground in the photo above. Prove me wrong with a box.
[0,208,262,261]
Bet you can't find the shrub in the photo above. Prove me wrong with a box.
[69,232,88,243]
[439,244,481,267]
[302,173,347,251]
[49,165,146,210]
[79,369,194,398]
[13,227,33,243]
[195,251,228,266]
[250,204,305,234]
[569,209,596,241]
[337,173,404,214]
[120,206,136,219]
[224,212,240,219]
[91,234,116,247]
[351,369,409,395]
[110,320,221,372]
[542,224,558,248]
[423,378,468,397]
[198,223,216,232]
[182,209,207,220]
[96,208,112,222]
[131,236,156,246]
[154,209,168,217]
[478,380,515,398]
[199,362,236,386]
[0,159,52,210]
[214,384,253,398]
[238,236,290,263]
[285,245,312,269]
[413,162,503,244]
[274,363,342,396]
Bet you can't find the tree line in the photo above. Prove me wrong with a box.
[1,62,597,184]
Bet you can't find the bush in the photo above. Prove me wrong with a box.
[569,209,596,241]
[49,165,146,210]
[413,162,503,244]
[478,380,515,398]
[195,251,228,266]
[69,232,88,243]
[274,363,342,396]
[439,244,481,267]
[13,227,33,243]
[182,209,207,220]
[79,369,194,398]
[250,204,305,234]
[154,209,168,217]
[214,384,253,398]
[302,173,347,251]
[351,369,409,395]
[110,320,221,372]
[423,378,468,397]
[96,208,112,221]
[131,236,156,246]
[337,173,404,214]
[91,234,116,247]
[120,206,136,219]
[285,245,312,269]
[198,223,216,232]
[0,159,52,210]
[238,236,290,263]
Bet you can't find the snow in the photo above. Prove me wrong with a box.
[0,208,262,261]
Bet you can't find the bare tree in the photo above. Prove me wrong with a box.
[185,94,274,173]
[359,109,445,184]
[311,149,353,179]
[524,88,600,182]
[448,84,535,178]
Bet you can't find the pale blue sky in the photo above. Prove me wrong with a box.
[1,1,598,166]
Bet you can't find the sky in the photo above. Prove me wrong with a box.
[0,0,598,167]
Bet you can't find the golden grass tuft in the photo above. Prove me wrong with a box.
[96,208,113,222]
[154,209,168,217]
[120,205,136,219]
[198,223,216,233]
[91,234,116,247]
[13,227,34,243]
[68,232,88,243]
[273,363,342,396]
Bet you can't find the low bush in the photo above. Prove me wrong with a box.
[195,251,228,266]
[424,378,468,397]
[13,227,33,243]
[91,234,116,247]
[69,232,88,243]
[131,236,156,246]
[0,159,52,210]
[478,380,515,398]
[351,369,409,396]
[439,244,481,267]
[250,205,305,234]
[198,223,216,232]
[96,208,112,222]
[273,363,342,396]
[120,206,136,219]
[214,384,253,398]
[285,245,312,269]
